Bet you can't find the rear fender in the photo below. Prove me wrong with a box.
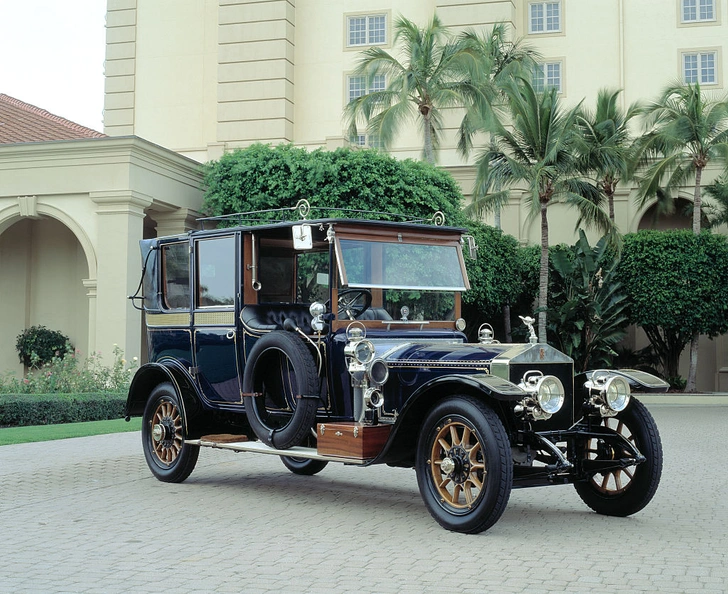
[125,360,202,435]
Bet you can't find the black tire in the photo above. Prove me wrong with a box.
[142,382,199,483]
[243,331,320,450]
[415,395,512,534]
[280,456,329,476]
[574,398,663,517]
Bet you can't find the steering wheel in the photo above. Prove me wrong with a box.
[336,289,372,320]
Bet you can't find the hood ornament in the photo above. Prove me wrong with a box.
[519,316,538,344]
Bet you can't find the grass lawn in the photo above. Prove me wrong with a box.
[0,417,142,446]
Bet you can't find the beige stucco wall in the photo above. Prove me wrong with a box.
[98,0,728,390]
[0,137,204,376]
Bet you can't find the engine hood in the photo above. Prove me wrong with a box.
[371,340,573,377]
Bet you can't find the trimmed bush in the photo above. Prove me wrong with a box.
[0,393,127,427]
[16,326,73,368]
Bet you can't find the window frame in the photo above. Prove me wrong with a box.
[345,13,389,48]
[680,0,717,24]
[527,1,563,35]
[532,60,564,94]
[194,236,237,310]
[161,241,191,311]
[681,49,720,85]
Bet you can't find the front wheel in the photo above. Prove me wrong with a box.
[280,456,329,476]
[142,383,199,483]
[416,396,512,534]
[574,398,662,517]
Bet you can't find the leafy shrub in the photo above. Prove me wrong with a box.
[0,345,137,395]
[0,393,127,427]
[16,325,73,368]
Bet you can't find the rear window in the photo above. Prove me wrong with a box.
[162,242,190,309]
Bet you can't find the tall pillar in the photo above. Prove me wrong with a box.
[82,279,98,355]
[91,190,152,364]
[104,0,138,136]
[217,0,295,146]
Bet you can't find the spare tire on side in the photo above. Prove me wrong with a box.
[242,330,320,449]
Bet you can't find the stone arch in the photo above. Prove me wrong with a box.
[632,193,693,233]
[0,203,97,279]
[0,203,98,373]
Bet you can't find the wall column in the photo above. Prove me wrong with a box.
[153,208,200,237]
[91,190,152,363]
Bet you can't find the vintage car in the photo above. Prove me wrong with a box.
[126,201,668,533]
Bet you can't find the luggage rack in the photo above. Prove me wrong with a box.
[196,198,446,229]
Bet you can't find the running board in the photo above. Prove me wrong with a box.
[185,437,368,465]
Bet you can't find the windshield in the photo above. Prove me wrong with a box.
[337,239,468,291]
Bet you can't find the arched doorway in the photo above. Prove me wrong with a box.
[637,197,693,230]
[0,217,89,374]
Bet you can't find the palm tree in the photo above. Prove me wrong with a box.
[636,83,728,234]
[456,23,540,160]
[576,88,642,224]
[343,14,465,164]
[635,82,728,392]
[465,76,611,342]
[705,174,728,228]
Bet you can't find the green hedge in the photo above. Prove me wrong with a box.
[0,393,127,427]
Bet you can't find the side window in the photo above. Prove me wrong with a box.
[196,236,236,307]
[296,251,329,303]
[162,242,190,309]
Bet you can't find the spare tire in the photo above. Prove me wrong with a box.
[242,331,320,449]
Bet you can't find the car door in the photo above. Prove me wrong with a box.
[192,234,243,403]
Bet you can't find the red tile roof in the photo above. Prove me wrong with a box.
[0,94,106,144]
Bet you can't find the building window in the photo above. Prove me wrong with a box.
[683,51,717,84]
[529,2,561,34]
[352,134,383,149]
[347,74,386,104]
[682,0,715,22]
[347,14,387,47]
[533,62,562,93]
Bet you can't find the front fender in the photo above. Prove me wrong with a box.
[408,373,527,403]
[575,369,670,396]
[372,373,524,467]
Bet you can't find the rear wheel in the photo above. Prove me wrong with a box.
[280,456,329,476]
[142,383,199,483]
[415,396,512,534]
[575,398,662,516]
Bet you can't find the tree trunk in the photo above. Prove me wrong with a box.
[503,304,512,343]
[685,166,702,390]
[538,201,549,343]
[693,166,702,234]
[685,331,699,392]
[422,112,435,165]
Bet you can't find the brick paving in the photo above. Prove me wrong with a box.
[0,404,726,593]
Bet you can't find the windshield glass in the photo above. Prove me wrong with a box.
[337,239,467,291]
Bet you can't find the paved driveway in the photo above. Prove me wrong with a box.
[0,405,726,594]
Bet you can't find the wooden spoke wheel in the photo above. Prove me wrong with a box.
[416,396,512,534]
[142,383,199,483]
[575,398,662,517]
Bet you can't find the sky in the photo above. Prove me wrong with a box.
[0,0,106,132]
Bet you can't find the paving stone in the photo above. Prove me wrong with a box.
[0,405,726,592]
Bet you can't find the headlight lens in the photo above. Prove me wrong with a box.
[604,376,631,412]
[536,376,565,414]
[367,358,389,386]
[353,340,375,364]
